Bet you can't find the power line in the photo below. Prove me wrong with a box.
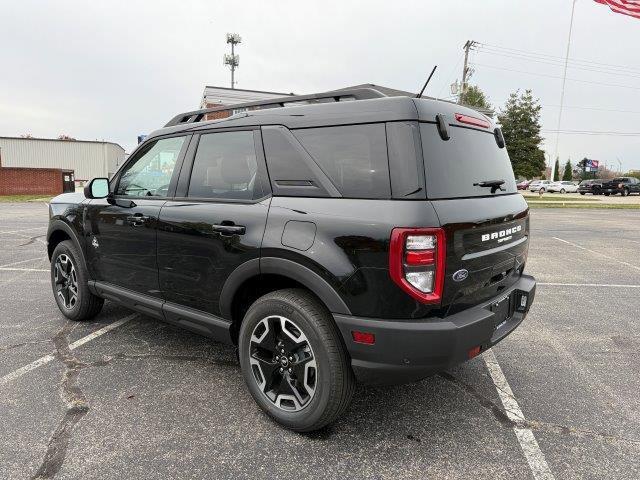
[475,49,640,80]
[471,62,640,91]
[478,42,640,74]
[542,129,640,136]
[544,104,640,114]
[436,53,464,99]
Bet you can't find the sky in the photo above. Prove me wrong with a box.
[1,0,639,171]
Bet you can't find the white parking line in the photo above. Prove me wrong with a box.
[538,282,640,288]
[552,236,640,272]
[0,267,49,272]
[0,314,136,386]
[0,226,47,235]
[0,257,47,269]
[483,349,555,480]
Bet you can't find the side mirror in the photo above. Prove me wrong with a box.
[84,178,110,199]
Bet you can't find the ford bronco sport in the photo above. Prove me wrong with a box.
[47,88,536,431]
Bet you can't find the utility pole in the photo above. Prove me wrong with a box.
[459,40,477,104]
[224,33,242,89]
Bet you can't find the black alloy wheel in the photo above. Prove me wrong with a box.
[238,289,355,432]
[53,253,78,310]
[249,315,317,412]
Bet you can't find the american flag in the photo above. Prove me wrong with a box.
[594,0,640,19]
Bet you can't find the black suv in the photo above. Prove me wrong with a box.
[577,179,602,195]
[47,88,536,431]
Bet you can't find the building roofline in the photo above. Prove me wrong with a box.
[203,85,295,96]
[0,136,126,152]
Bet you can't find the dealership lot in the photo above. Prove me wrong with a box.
[1,202,638,480]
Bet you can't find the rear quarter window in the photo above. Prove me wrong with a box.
[420,124,517,199]
[293,124,390,199]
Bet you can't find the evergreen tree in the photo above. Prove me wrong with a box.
[553,158,561,181]
[562,159,573,181]
[460,85,493,113]
[497,90,546,179]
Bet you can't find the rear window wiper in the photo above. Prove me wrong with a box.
[473,179,505,194]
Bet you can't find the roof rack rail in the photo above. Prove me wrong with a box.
[164,87,388,127]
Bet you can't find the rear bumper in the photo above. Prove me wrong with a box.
[601,188,620,194]
[333,274,536,385]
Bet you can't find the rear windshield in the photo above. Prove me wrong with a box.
[420,124,517,199]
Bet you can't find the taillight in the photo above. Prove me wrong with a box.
[618,183,623,188]
[454,113,490,129]
[389,228,446,304]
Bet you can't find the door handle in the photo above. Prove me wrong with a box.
[211,221,246,236]
[126,214,150,226]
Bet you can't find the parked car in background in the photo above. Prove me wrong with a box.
[529,180,552,193]
[548,181,578,193]
[517,180,531,190]
[577,179,602,195]
[600,177,640,196]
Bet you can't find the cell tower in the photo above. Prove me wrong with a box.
[224,33,241,89]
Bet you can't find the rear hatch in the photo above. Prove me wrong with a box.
[418,110,529,314]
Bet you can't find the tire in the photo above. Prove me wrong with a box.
[238,288,355,432]
[604,192,610,196]
[50,240,104,321]
[580,192,585,195]
[560,189,566,194]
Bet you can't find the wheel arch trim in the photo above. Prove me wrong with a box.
[219,257,352,320]
[47,219,87,267]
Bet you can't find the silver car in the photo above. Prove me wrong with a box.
[548,181,578,193]
[529,180,552,193]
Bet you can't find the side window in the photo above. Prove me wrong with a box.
[117,136,186,197]
[386,122,425,199]
[293,124,390,199]
[187,131,260,200]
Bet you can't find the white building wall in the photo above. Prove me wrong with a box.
[0,137,126,180]
[201,86,293,108]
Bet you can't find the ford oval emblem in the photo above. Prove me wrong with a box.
[452,269,469,282]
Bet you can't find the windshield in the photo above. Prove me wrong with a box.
[420,124,517,199]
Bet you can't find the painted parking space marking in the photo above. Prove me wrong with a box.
[0,226,47,235]
[538,282,640,288]
[484,349,555,480]
[0,267,49,272]
[552,236,640,272]
[0,257,47,269]
[0,314,136,386]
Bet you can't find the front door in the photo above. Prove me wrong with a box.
[85,135,190,297]
[157,129,271,316]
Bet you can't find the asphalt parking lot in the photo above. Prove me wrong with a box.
[1,202,639,480]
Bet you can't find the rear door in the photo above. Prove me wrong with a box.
[419,120,529,313]
[156,128,271,317]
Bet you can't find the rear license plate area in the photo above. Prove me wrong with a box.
[491,293,515,330]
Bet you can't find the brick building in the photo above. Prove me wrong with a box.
[200,86,295,120]
[0,157,74,195]
[0,136,126,196]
